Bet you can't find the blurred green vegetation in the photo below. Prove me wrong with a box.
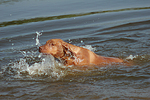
[0,7,150,27]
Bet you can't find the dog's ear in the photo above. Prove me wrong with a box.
[61,41,77,56]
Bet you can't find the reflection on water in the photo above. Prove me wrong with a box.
[1,6,150,27]
[0,0,21,4]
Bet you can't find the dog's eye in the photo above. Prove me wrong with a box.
[51,43,55,46]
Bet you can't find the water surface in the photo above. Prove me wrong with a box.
[0,0,150,99]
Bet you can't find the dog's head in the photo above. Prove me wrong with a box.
[39,39,76,58]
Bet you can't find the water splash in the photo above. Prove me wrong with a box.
[0,32,67,81]
[1,53,66,81]
[126,55,139,60]
[36,31,42,47]
[0,33,103,81]
[125,54,149,61]
[81,45,96,52]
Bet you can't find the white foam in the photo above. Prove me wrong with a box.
[28,54,65,78]
[126,55,139,60]
[81,45,96,52]
[9,54,66,80]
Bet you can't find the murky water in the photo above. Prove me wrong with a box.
[0,0,150,99]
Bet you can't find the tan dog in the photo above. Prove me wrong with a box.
[39,39,124,66]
